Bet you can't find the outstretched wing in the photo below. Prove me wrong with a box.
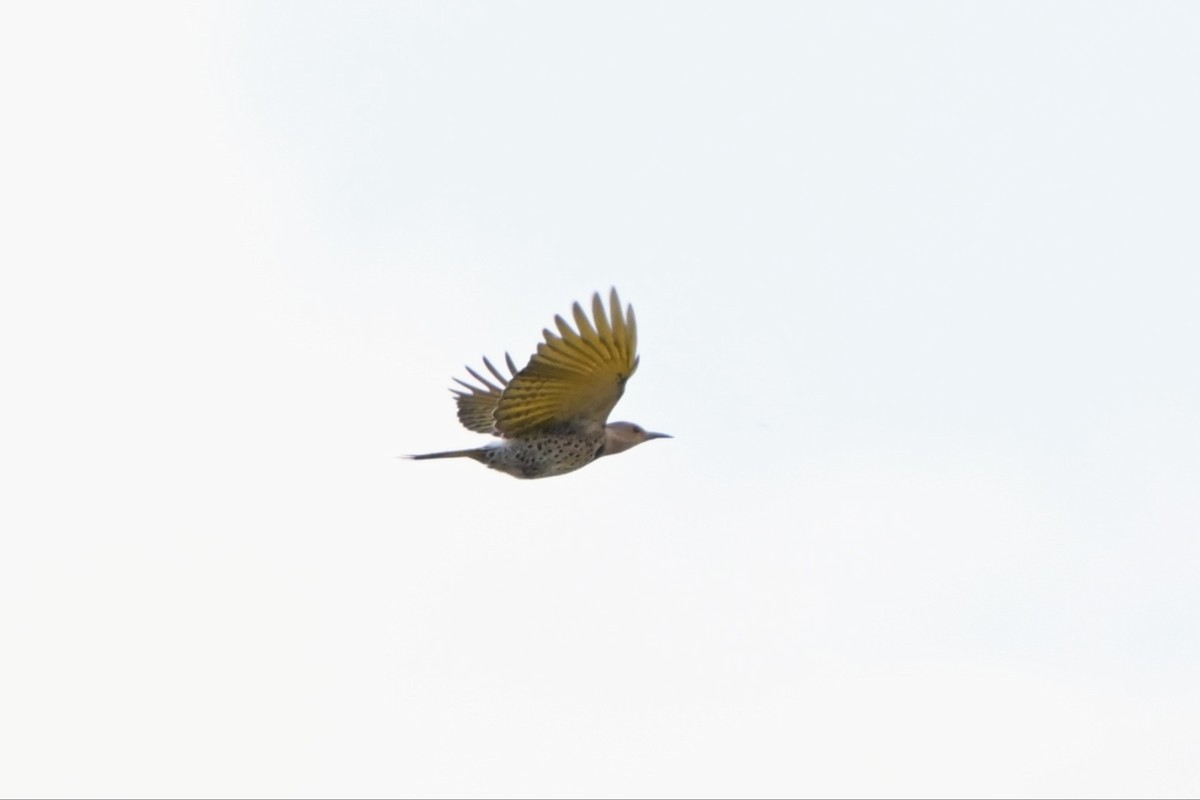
[494,288,639,437]
[451,353,519,434]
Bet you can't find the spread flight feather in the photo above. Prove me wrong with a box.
[451,288,640,438]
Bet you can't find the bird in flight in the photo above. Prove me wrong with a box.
[409,288,669,479]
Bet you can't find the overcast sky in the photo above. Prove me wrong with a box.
[2,2,1199,797]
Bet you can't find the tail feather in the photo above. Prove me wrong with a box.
[407,448,484,462]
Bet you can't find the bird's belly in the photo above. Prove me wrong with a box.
[483,434,603,479]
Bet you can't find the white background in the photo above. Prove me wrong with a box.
[2,2,1198,797]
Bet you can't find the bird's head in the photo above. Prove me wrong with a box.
[602,421,672,456]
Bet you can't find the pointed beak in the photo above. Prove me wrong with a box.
[645,431,672,440]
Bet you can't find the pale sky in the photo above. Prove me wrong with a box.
[2,2,1199,797]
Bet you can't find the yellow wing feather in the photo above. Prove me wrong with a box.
[494,288,640,437]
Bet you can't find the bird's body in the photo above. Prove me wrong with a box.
[413,427,604,479]
[409,289,668,479]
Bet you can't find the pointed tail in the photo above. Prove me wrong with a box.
[406,448,484,462]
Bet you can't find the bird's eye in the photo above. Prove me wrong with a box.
[633,426,642,434]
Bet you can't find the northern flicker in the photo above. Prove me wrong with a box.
[409,288,669,479]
